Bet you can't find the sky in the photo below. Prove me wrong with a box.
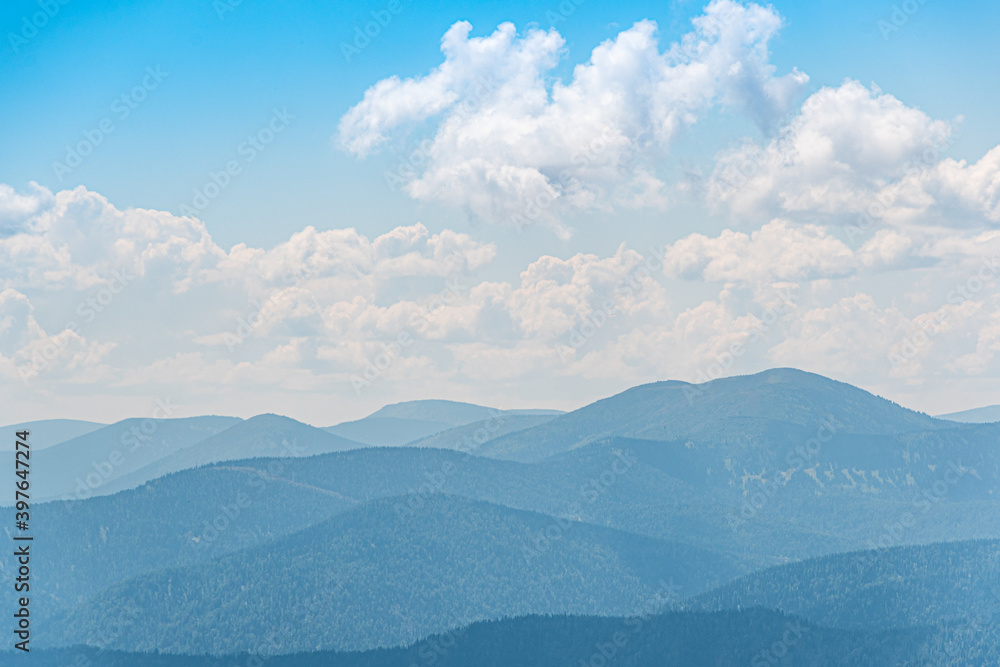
[1,0,999,425]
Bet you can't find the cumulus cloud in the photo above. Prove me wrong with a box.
[0,287,115,384]
[659,217,1000,287]
[3,181,1000,422]
[707,79,1000,232]
[708,80,953,221]
[0,183,54,237]
[337,0,807,231]
[0,183,498,390]
[899,145,1000,226]
[0,185,223,292]
[662,219,855,283]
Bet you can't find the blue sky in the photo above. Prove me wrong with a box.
[3,0,998,250]
[2,0,999,423]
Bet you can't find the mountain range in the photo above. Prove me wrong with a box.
[939,404,1000,423]
[5,368,1000,663]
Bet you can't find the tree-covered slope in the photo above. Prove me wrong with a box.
[98,413,364,495]
[0,464,354,629]
[0,418,104,451]
[324,416,456,445]
[406,413,559,449]
[24,415,242,502]
[19,609,964,667]
[52,494,741,654]
[689,539,1000,631]
[478,368,949,461]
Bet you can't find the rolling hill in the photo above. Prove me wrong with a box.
[324,399,563,446]
[405,413,559,450]
[688,539,1000,631]
[324,416,458,445]
[22,416,242,503]
[2,463,354,622]
[476,368,949,461]
[23,427,1000,636]
[939,405,1000,423]
[15,368,1000,662]
[51,494,740,654]
[0,418,104,451]
[366,399,518,424]
[19,609,951,666]
[95,414,365,496]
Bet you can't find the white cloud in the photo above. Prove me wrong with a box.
[662,219,855,283]
[0,288,115,384]
[3,181,1000,422]
[706,78,1000,234]
[768,293,910,378]
[900,145,1000,226]
[708,79,954,222]
[338,0,807,231]
[0,183,54,236]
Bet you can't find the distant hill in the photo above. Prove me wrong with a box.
[324,416,456,445]
[365,399,508,424]
[325,400,564,446]
[52,494,741,654]
[0,418,104,451]
[14,369,1000,663]
[26,430,1000,634]
[477,368,950,461]
[688,539,1000,631]
[9,464,353,622]
[98,414,365,495]
[14,440,763,640]
[939,405,1000,423]
[407,413,559,449]
[21,416,242,503]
